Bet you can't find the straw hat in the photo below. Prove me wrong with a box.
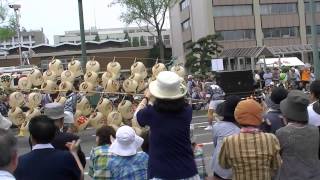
[131,62,147,79]
[79,82,95,96]
[86,60,100,73]
[9,92,25,108]
[77,96,92,116]
[105,79,120,93]
[101,71,113,87]
[97,98,113,117]
[122,79,138,93]
[18,77,32,92]
[28,69,43,86]
[152,63,167,77]
[88,112,106,129]
[27,92,42,109]
[55,95,67,104]
[41,80,58,94]
[43,70,58,82]
[118,100,134,120]
[129,73,143,82]
[84,71,98,85]
[68,59,83,77]
[149,71,187,99]
[8,107,26,126]
[61,70,75,83]
[107,111,122,127]
[75,115,89,131]
[48,59,64,75]
[171,65,185,78]
[137,80,147,93]
[19,120,30,136]
[25,108,41,122]
[0,74,11,88]
[59,81,74,93]
[107,61,121,75]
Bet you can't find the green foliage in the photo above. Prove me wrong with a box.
[0,2,16,41]
[132,37,139,47]
[94,34,100,41]
[148,43,172,68]
[186,34,223,75]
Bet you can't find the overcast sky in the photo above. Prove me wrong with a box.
[8,0,127,44]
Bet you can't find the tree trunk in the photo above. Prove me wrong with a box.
[156,28,165,62]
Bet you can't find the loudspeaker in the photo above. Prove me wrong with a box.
[216,70,254,96]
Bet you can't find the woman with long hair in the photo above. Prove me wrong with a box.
[135,71,199,180]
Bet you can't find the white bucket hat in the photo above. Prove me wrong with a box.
[107,61,121,75]
[86,60,100,73]
[8,107,26,126]
[27,92,42,109]
[122,79,138,93]
[97,98,113,117]
[49,59,64,76]
[61,70,75,83]
[18,77,32,92]
[68,59,83,78]
[171,65,186,78]
[109,125,144,156]
[28,69,43,87]
[107,111,122,127]
[118,100,134,120]
[149,71,187,99]
[152,63,167,77]
[9,92,25,108]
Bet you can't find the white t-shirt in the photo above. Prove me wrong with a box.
[308,102,320,127]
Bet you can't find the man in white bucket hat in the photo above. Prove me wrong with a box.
[106,125,148,179]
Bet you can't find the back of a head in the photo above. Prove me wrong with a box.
[271,87,288,104]
[0,128,17,168]
[29,115,56,144]
[96,125,116,146]
[310,80,320,100]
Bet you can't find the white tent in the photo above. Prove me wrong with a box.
[257,57,305,67]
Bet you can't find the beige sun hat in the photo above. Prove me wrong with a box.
[84,71,98,85]
[48,59,64,76]
[152,63,167,77]
[77,96,93,116]
[54,95,67,104]
[101,71,113,87]
[28,68,43,87]
[86,60,100,73]
[97,98,113,117]
[105,79,120,93]
[25,108,41,122]
[149,71,187,99]
[27,92,42,109]
[61,70,75,83]
[41,80,58,94]
[68,59,83,77]
[43,70,58,82]
[8,107,26,126]
[59,81,74,93]
[79,82,95,96]
[131,62,147,79]
[0,74,12,88]
[88,112,106,129]
[122,79,138,93]
[171,65,186,78]
[18,77,32,92]
[107,61,121,75]
[9,92,25,108]
[118,100,134,120]
[129,73,143,82]
[107,111,122,127]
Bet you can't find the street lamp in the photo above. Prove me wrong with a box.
[9,4,23,66]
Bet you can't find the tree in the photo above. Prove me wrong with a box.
[112,0,175,61]
[148,43,172,68]
[185,34,223,75]
[0,3,16,41]
[94,34,100,41]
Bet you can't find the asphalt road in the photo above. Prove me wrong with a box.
[16,112,214,179]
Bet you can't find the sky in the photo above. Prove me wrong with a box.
[7,0,127,44]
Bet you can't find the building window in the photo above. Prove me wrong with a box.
[263,27,299,38]
[22,36,29,42]
[213,5,253,17]
[148,36,155,46]
[305,2,320,12]
[180,0,190,11]
[260,3,297,15]
[216,29,255,41]
[181,19,190,32]
[306,25,320,35]
[163,35,170,45]
[183,40,192,53]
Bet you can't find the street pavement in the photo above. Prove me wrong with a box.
[16,111,214,179]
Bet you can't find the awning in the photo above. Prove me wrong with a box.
[268,44,313,55]
[257,57,305,67]
[221,47,275,58]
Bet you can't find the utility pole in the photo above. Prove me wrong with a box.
[9,4,22,66]
[78,0,87,69]
[310,0,320,79]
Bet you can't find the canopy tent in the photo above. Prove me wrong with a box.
[257,57,305,67]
